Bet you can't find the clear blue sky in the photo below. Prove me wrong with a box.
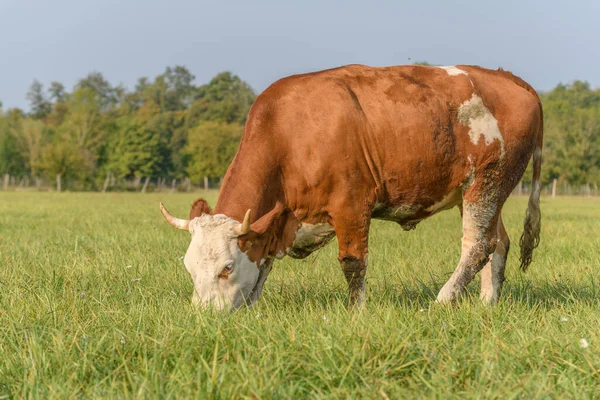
[1,0,598,110]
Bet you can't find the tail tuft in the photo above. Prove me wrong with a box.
[519,146,542,271]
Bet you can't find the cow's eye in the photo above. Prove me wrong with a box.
[219,263,234,280]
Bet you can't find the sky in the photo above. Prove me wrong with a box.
[1,0,599,110]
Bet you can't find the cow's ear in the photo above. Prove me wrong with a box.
[236,203,286,248]
[237,203,294,257]
[249,202,285,236]
[189,198,212,219]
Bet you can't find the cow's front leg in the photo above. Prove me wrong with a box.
[340,255,368,308]
[333,214,370,309]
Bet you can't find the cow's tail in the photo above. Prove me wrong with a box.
[519,102,544,272]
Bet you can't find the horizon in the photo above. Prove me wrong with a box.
[1,0,599,110]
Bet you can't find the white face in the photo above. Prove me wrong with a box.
[184,214,261,310]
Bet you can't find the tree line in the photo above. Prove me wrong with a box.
[0,66,254,191]
[0,66,598,191]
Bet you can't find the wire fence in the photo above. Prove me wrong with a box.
[1,173,219,193]
[1,173,599,197]
[512,179,599,197]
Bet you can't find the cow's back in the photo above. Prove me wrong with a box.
[237,64,542,226]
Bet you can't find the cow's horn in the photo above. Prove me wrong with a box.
[233,209,252,236]
[160,202,190,231]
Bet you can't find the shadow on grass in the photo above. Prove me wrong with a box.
[501,277,600,307]
[261,275,600,311]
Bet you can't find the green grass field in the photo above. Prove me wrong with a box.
[1,192,599,399]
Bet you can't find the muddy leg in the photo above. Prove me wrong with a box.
[333,215,370,309]
[480,214,510,303]
[437,202,499,303]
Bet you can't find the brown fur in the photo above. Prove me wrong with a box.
[188,64,543,302]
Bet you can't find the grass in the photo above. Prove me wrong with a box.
[1,192,599,399]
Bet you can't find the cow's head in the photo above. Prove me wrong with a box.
[159,199,287,311]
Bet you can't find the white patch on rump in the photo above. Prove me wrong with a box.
[438,66,468,76]
[292,223,335,248]
[458,94,505,156]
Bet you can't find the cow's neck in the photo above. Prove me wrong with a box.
[213,151,282,223]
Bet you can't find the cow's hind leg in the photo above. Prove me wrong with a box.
[437,201,500,303]
[332,213,370,309]
[480,214,510,303]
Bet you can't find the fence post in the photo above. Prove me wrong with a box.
[56,174,62,192]
[170,179,176,193]
[141,177,150,193]
[3,174,8,190]
[551,179,557,198]
[204,176,209,190]
[102,172,110,193]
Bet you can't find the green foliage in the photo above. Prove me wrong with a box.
[40,141,93,183]
[1,193,600,397]
[75,71,118,111]
[189,71,256,125]
[107,117,163,179]
[184,121,243,181]
[48,81,66,102]
[26,80,52,120]
[538,81,600,185]
[0,110,27,176]
[61,88,103,149]
[17,118,47,177]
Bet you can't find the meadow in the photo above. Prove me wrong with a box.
[1,192,599,399]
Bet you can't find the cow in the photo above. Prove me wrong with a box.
[160,64,543,311]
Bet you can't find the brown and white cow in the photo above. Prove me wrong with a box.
[160,64,543,310]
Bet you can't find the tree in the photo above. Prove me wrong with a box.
[188,72,255,125]
[26,80,52,119]
[163,66,196,111]
[40,141,93,191]
[48,81,66,102]
[76,72,117,110]
[0,110,27,176]
[141,66,197,112]
[537,81,600,186]
[184,121,243,182]
[61,88,103,149]
[107,117,163,180]
[16,118,46,177]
